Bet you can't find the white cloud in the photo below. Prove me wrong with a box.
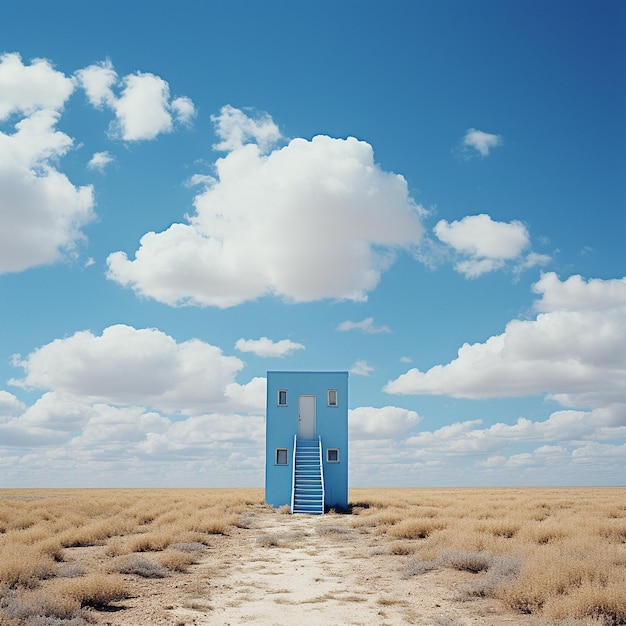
[75,60,196,141]
[532,272,626,312]
[107,107,424,307]
[336,317,391,334]
[225,377,266,412]
[350,359,375,376]
[385,273,626,413]
[346,401,626,486]
[6,392,95,434]
[460,128,503,158]
[395,408,626,470]
[0,53,73,120]
[211,104,281,153]
[434,214,535,278]
[435,214,528,258]
[10,324,263,415]
[0,391,25,418]
[171,96,196,126]
[349,406,422,439]
[74,59,117,108]
[235,336,305,357]
[0,54,95,273]
[136,413,264,455]
[113,73,173,141]
[433,213,551,278]
[1,324,267,482]
[517,252,553,273]
[0,391,265,486]
[87,151,113,171]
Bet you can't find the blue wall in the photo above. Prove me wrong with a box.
[265,371,348,510]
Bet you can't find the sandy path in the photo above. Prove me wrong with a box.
[163,508,536,626]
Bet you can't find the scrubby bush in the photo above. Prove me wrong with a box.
[351,486,626,625]
[57,574,129,608]
[114,555,170,578]
[156,549,196,573]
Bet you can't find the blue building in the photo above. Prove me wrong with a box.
[265,371,348,513]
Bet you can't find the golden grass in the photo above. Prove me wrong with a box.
[0,488,264,624]
[155,548,196,572]
[56,573,130,607]
[350,487,626,624]
[1,487,624,624]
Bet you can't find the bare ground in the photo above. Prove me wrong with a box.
[82,505,543,626]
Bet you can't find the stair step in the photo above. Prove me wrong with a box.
[292,439,324,515]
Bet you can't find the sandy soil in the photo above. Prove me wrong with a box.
[88,505,540,626]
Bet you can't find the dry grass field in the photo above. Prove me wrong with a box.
[0,487,624,625]
[350,487,626,624]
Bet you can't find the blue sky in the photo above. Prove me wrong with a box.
[1,0,624,487]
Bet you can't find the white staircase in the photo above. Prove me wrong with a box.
[291,437,324,514]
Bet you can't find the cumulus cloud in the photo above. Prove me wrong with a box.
[0,322,266,484]
[532,272,626,312]
[0,55,95,274]
[106,106,424,307]
[171,96,196,126]
[2,392,96,439]
[87,151,113,171]
[459,128,503,158]
[136,413,264,455]
[385,272,626,413]
[0,391,25,418]
[336,317,391,334]
[0,52,73,120]
[433,214,549,278]
[225,377,266,412]
[0,391,265,486]
[349,406,422,439]
[75,59,196,141]
[403,409,626,456]
[211,104,281,153]
[350,360,375,376]
[343,400,625,486]
[10,324,264,415]
[235,336,305,357]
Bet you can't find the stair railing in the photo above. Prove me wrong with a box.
[318,436,325,513]
[290,434,297,514]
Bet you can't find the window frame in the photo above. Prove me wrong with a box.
[327,389,338,407]
[275,448,288,465]
[277,389,288,406]
[326,448,340,463]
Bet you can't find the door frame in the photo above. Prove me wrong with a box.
[298,395,316,439]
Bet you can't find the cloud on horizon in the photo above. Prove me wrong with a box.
[1,285,624,487]
[385,273,626,413]
[10,324,265,415]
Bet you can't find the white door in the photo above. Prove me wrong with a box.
[298,395,316,439]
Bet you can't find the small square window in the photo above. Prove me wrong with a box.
[328,389,337,406]
[275,448,288,465]
[327,448,340,463]
[277,390,287,406]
